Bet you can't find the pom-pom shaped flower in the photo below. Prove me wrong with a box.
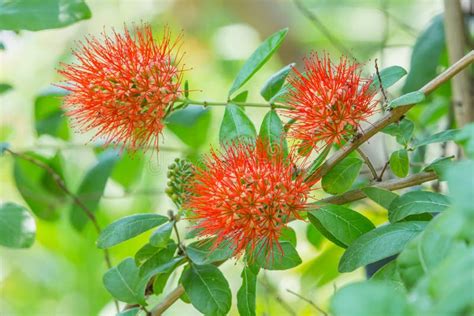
[282,53,377,152]
[184,140,312,260]
[58,24,184,151]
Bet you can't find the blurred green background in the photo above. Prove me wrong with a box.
[0,0,447,315]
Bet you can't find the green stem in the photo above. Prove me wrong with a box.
[177,98,292,110]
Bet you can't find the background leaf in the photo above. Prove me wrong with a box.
[414,129,459,147]
[34,87,70,140]
[0,202,36,248]
[166,106,211,149]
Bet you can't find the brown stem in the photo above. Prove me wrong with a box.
[356,148,378,180]
[5,149,118,311]
[150,171,438,315]
[310,50,474,182]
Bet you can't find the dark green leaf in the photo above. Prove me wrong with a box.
[305,144,331,182]
[0,0,91,31]
[149,221,174,248]
[389,149,409,178]
[322,157,363,194]
[0,202,35,248]
[181,264,232,315]
[362,187,398,210]
[237,265,259,316]
[308,205,375,248]
[260,63,294,101]
[14,152,66,221]
[382,119,414,146]
[139,241,179,278]
[97,214,168,249]
[0,83,13,94]
[259,110,287,155]
[219,104,256,145]
[388,191,449,223]
[279,226,297,247]
[369,66,407,91]
[255,240,302,270]
[186,238,234,265]
[339,221,427,272]
[103,258,147,305]
[414,129,459,147]
[228,28,288,97]
[306,223,324,249]
[70,150,119,231]
[34,87,70,140]
[166,106,211,149]
[389,91,425,108]
[331,281,409,316]
[403,14,445,93]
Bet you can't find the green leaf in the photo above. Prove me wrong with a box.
[0,83,13,94]
[0,202,36,248]
[396,235,424,289]
[70,150,119,231]
[186,238,234,265]
[389,149,409,178]
[111,151,144,190]
[255,240,302,270]
[0,0,91,31]
[116,307,140,316]
[219,104,256,145]
[322,157,363,194]
[414,129,459,147]
[382,119,414,146]
[454,123,474,159]
[371,261,405,293]
[305,144,331,182]
[279,226,297,247]
[231,90,249,103]
[149,221,174,248]
[331,281,409,316]
[13,152,66,221]
[362,187,398,210]
[228,28,289,97]
[181,264,232,316]
[339,221,427,272]
[97,214,168,249]
[306,223,324,249]
[369,66,407,91]
[34,87,70,140]
[388,191,450,223]
[423,156,453,178]
[103,258,147,305]
[389,91,425,108]
[259,110,288,155]
[308,205,375,248]
[166,106,211,149]
[446,160,474,216]
[260,63,294,101]
[237,265,259,316]
[403,14,445,93]
[139,241,178,278]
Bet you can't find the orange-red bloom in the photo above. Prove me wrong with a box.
[282,53,376,152]
[58,24,184,151]
[184,140,312,260]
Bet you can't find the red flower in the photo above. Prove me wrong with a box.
[282,53,376,152]
[58,24,184,151]
[184,140,312,260]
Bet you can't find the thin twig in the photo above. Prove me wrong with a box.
[260,277,296,316]
[356,148,378,180]
[286,289,328,316]
[293,0,355,59]
[378,160,390,181]
[375,58,388,104]
[4,148,119,312]
[150,171,438,315]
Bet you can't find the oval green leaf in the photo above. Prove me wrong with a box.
[260,63,294,101]
[390,149,409,178]
[362,187,398,210]
[339,221,428,272]
[369,65,407,91]
[414,129,459,147]
[254,240,302,270]
[149,221,174,248]
[388,191,450,223]
[382,119,414,146]
[186,238,235,265]
[103,258,147,305]
[389,91,425,108]
[97,214,168,249]
[308,205,375,248]
[322,157,363,194]
[259,110,288,155]
[181,264,232,316]
[219,104,257,145]
[228,28,289,97]
[0,202,36,249]
[237,265,259,316]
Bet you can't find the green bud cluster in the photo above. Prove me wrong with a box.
[165,158,194,207]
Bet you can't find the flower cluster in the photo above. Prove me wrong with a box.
[282,53,377,152]
[58,24,184,151]
[184,140,312,259]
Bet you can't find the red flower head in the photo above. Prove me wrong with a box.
[184,140,312,260]
[282,53,377,152]
[58,24,184,151]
